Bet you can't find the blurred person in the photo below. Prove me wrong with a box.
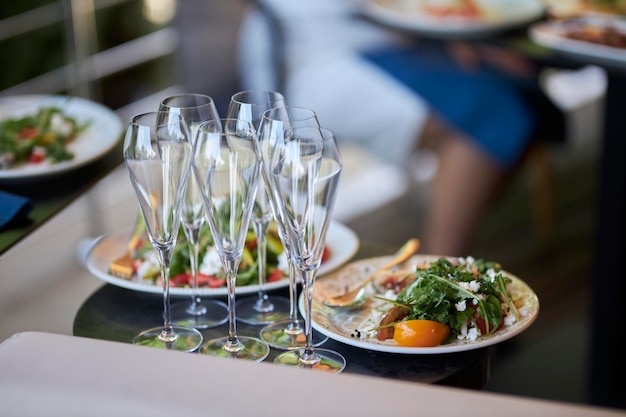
[236,0,564,256]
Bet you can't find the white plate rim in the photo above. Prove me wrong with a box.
[529,16,626,65]
[85,221,360,297]
[303,254,540,354]
[359,0,546,37]
[0,95,123,181]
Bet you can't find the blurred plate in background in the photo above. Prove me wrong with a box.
[0,95,123,183]
[530,15,626,66]
[359,0,546,38]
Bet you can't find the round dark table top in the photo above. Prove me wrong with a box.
[74,282,493,389]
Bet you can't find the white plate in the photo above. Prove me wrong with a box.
[304,254,539,354]
[86,221,360,297]
[529,16,626,67]
[359,0,546,38]
[0,95,123,182]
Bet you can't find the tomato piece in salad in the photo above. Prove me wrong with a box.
[321,246,331,263]
[28,149,46,163]
[170,272,227,288]
[393,320,451,347]
[18,127,40,139]
[267,269,284,283]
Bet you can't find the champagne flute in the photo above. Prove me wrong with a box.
[123,111,203,351]
[193,118,270,361]
[269,126,346,372]
[228,90,290,325]
[257,107,328,349]
[158,93,228,329]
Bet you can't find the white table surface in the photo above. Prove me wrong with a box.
[1,331,624,417]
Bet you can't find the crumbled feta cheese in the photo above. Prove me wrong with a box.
[487,268,497,282]
[457,320,468,340]
[277,252,289,273]
[504,313,516,326]
[354,307,385,341]
[455,300,467,312]
[458,280,480,293]
[136,251,159,280]
[199,247,223,275]
[51,113,72,136]
[457,319,480,341]
[467,327,479,341]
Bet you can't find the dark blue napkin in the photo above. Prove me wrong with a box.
[0,190,33,229]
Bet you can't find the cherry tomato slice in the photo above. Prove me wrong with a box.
[393,320,451,347]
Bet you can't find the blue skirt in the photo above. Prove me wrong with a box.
[362,42,558,169]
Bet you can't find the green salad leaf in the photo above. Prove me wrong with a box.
[132,222,286,288]
[377,257,519,343]
[0,106,90,167]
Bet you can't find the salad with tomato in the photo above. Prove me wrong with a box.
[372,256,520,347]
[127,223,284,289]
[122,221,331,290]
[0,106,89,168]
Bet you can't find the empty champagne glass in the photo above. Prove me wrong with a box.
[228,90,290,325]
[193,118,270,361]
[123,111,203,351]
[159,93,228,329]
[269,126,345,372]
[257,107,328,349]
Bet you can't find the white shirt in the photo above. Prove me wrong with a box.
[237,0,428,166]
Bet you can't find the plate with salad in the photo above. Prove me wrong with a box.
[0,95,123,182]
[359,0,546,39]
[307,254,539,354]
[86,220,360,297]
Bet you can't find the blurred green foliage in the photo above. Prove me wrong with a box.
[0,1,64,90]
[0,0,176,107]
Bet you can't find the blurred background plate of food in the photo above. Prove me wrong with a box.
[0,95,123,183]
[529,14,626,64]
[544,0,626,19]
[359,0,547,38]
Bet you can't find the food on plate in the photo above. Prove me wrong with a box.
[560,18,626,47]
[0,106,89,169]
[373,0,510,21]
[545,0,626,19]
[392,319,451,347]
[111,220,331,290]
[421,0,483,18]
[367,257,521,347]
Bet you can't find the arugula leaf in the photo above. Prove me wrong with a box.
[380,257,517,341]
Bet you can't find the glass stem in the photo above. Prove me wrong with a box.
[253,219,272,311]
[299,268,317,364]
[285,261,302,334]
[155,246,176,343]
[224,258,243,352]
[187,227,201,310]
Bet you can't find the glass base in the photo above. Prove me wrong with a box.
[235,295,291,325]
[274,348,346,373]
[260,319,328,350]
[132,325,203,352]
[170,298,228,329]
[199,335,270,362]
